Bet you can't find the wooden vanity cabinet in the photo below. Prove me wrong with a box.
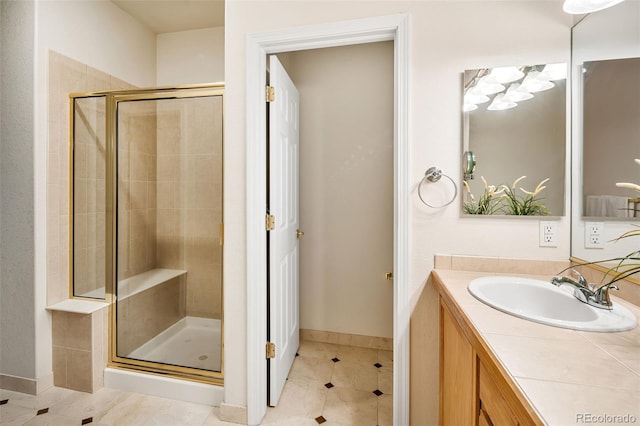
[439,297,540,426]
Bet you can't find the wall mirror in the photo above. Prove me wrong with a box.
[461,64,567,216]
[571,1,640,265]
[582,57,640,219]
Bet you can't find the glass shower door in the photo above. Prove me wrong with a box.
[112,88,223,379]
[72,95,107,300]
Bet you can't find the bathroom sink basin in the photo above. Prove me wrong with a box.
[468,276,637,332]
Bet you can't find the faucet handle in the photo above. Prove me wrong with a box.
[593,282,619,309]
[570,269,591,289]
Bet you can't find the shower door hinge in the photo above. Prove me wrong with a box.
[266,342,276,359]
[266,214,276,231]
[266,85,275,103]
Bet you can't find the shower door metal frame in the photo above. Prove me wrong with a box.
[70,83,225,386]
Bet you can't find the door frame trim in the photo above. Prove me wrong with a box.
[246,13,411,425]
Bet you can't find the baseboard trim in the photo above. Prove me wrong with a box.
[300,329,392,351]
[0,374,37,395]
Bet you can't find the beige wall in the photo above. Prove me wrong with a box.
[224,0,572,412]
[280,42,394,339]
[583,58,640,200]
[157,27,225,86]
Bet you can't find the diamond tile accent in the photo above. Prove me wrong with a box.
[374,362,382,368]
[0,399,8,405]
[324,382,334,389]
[37,408,49,415]
[373,389,384,396]
[315,415,327,424]
[82,417,93,425]
[331,357,340,363]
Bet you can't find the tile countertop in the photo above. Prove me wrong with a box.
[432,269,640,426]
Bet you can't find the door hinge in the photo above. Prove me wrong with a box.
[266,85,275,103]
[266,342,276,359]
[266,214,276,231]
[385,272,393,281]
[219,223,224,246]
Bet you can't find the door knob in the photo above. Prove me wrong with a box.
[296,229,305,239]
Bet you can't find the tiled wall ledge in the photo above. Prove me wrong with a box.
[435,254,640,306]
[47,299,108,315]
[434,254,570,276]
[300,328,392,351]
[47,299,109,393]
[118,268,187,300]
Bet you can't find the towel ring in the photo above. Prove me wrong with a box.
[418,166,458,208]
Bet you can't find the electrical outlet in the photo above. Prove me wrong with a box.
[584,222,604,249]
[539,221,557,247]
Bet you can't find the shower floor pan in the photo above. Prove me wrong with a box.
[126,316,221,372]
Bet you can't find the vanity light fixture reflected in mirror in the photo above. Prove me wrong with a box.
[464,64,566,113]
[563,0,625,14]
[462,63,567,217]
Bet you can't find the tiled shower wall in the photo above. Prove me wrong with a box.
[155,97,223,319]
[47,51,223,318]
[117,102,158,281]
[47,51,134,305]
[48,52,223,387]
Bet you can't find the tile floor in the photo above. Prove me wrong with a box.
[263,341,393,426]
[0,341,392,426]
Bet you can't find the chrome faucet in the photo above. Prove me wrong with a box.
[551,269,619,310]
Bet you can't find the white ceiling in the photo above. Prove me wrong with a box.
[112,0,224,34]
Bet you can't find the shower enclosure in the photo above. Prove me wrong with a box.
[71,84,224,383]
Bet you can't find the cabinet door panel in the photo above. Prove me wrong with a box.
[479,407,493,426]
[441,303,474,425]
[479,360,519,426]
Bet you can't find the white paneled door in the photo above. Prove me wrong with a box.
[268,55,300,406]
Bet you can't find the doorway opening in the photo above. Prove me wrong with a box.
[246,14,410,426]
[265,42,394,424]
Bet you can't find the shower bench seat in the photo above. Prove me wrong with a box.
[118,268,187,300]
